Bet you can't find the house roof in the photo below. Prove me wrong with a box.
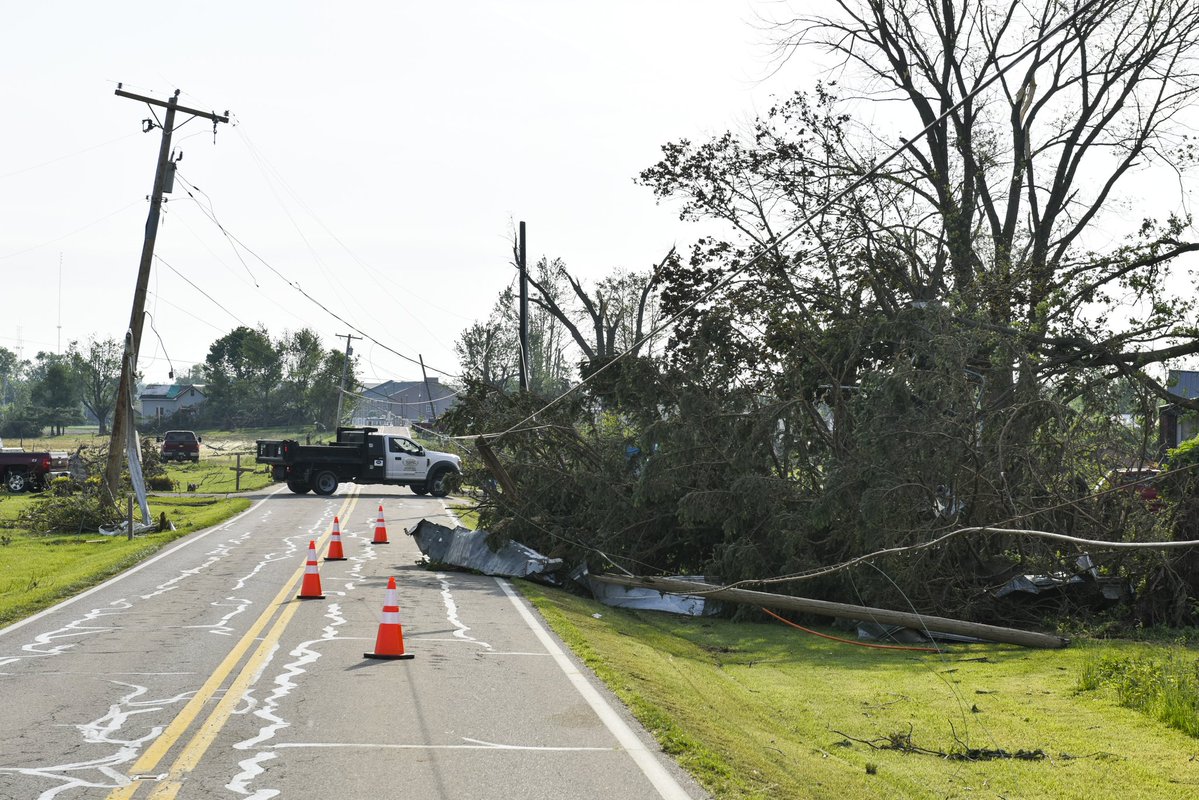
[140,383,206,400]
[1168,370,1199,400]
[362,379,439,400]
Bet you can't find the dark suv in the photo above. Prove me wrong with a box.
[159,430,201,462]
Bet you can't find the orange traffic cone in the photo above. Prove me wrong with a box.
[370,505,389,545]
[297,540,325,599]
[325,516,348,561]
[364,577,414,660]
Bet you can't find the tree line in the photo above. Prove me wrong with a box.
[0,326,357,438]
[445,0,1199,626]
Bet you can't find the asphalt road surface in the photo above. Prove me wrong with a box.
[0,485,708,799]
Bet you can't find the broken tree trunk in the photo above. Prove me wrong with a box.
[590,574,1069,650]
[475,436,519,499]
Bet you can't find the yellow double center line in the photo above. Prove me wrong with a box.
[108,490,362,800]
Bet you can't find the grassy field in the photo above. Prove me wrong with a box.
[517,583,1199,800]
[0,427,285,625]
[16,426,281,494]
[0,492,252,626]
[156,454,274,494]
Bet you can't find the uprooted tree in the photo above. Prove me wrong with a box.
[446,0,1199,625]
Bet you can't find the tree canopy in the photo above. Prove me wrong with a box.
[446,0,1199,626]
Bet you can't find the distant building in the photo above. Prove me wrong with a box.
[139,383,207,422]
[351,378,457,426]
[1160,370,1199,452]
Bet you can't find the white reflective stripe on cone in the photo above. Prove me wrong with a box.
[380,611,402,624]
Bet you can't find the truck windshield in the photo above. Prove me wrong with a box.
[388,438,422,455]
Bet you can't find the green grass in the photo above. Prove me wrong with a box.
[12,427,280,494]
[0,492,251,626]
[516,583,1199,799]
[1079,648,1199,737]
[158,454,274,494]
[447,502,480,530]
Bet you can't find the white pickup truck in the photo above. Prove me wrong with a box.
[255,426,461,497]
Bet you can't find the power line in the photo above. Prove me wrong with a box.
[154,255,247,326]
[174,176,260,285]
[0,131,141,182]
[0,199,142,261]
[234,124,475,327]
[145,290,232,335]
[173,170,460,380]
[339,384,465,406]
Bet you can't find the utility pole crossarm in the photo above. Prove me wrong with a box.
[114,88,229,124]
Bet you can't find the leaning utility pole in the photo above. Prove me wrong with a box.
[104,87,229,499]
[333,333,362,428]
[419,354,437,424]
[518,220,529,391]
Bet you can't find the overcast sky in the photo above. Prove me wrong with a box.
[7,2,1194,393]
[1,1,807,386]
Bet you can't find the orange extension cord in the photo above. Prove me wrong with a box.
[760,607,941,653]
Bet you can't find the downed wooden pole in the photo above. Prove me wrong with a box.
[475,436,519,499]
[590,574,1070,650]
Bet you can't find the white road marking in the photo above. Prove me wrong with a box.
[0,486,287,639]
[226,603,348,798]
[496,578,696,800]
[271,741,616,752]
[0,681,194,799]
[435,572,493,650]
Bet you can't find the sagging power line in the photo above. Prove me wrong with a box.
[172,170,459,381]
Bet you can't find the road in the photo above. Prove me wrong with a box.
[0,485,708,799]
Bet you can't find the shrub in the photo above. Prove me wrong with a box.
[147,475,176,492]
[19,493,120,534]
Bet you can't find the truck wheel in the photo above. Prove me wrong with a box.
[428,468,455,498]
[287,480,311,495]
[410,482,429,496]
[312,471,339,496]
[5,470,29,493]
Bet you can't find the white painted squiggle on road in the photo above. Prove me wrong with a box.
[0,600,131,668]
[227,604,348,799]
[437,572,493,650]
[0,680,193,799]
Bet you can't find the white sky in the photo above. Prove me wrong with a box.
[4,2,1193,391]
[1,1,798,386]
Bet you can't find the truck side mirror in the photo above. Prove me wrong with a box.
[156,436,163,443]
[197,436,202,443]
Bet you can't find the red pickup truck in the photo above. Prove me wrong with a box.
[158,430,202,462]
[0,450,53,492]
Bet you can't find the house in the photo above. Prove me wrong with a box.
[351,378,457,425]
[139,383,207,422]
[1160,369,1199,452]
